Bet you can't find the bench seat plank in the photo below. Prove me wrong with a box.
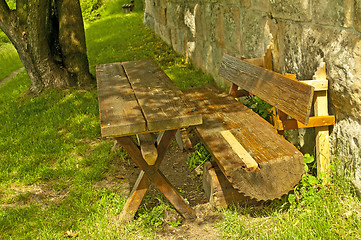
[123,60,202,132]
[218,53,314,125]
[96,63,146,138]
[183,85,305,201]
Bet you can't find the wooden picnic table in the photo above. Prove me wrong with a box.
[96,59,202,221]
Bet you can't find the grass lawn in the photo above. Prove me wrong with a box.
[0,2,212,239]
[1,1,361,239]
[0,43,22,81]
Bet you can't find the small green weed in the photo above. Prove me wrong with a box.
[243,96,273,122]
[168,218,182,227]
[288,154,324,209]
[138,205,165,228]
[220,152,361,239]
[187,143,212,171]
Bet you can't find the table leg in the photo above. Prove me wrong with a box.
[116,130,195,220]
[119,170,150,222]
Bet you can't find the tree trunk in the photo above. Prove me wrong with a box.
[0,0,94,92]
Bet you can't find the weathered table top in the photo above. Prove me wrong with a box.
[96,60,202,138]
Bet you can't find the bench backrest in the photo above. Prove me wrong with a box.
[218,53,314,125]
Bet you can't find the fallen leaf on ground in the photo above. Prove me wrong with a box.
[63,230,78,238]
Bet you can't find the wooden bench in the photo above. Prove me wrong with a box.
[182,50,334,203]
[96,60,202,220]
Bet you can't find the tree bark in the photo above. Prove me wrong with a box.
[0,0,94,92]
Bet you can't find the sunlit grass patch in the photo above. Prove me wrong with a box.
[86,11,213,89]
[219,159,361,240]
[0,43,22,81]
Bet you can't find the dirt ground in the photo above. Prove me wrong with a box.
[111,140,223,240]
[3,137,223,239]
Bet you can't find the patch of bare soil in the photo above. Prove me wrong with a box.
[107,141,223,239]
[3,138,222,239]
[158,203,222,240]
[156,144,223,240]
[1,183,69,209]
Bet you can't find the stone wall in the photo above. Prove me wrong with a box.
[144,0,361,189]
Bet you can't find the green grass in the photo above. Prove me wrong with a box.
[1,1,361,239]
[0,43,23,81]
[0,2,212,239]
[85,11,213,89]
[218,157,361,239]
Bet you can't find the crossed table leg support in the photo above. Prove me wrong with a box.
[116,129,196,222]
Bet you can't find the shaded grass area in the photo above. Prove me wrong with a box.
[0,4,212,239]
[0,73,126,239]
[1,1,361,239]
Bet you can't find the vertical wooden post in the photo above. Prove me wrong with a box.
[313,62,330,180]
[263,46,273,71]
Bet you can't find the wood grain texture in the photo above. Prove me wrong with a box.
[137,133,157,165]
[183,85,304,201]
[313,62,330,179]
[203,162,258,208]
[96,63,146,138]
[117,136,195,219]
[263,47,273,71]
[220,130,259,172]
[275,116,335,130]
[119,170,150,222]
[301,79,328,91]
[116,130,178,221]
[218,53,314,125]
[123,60,202,132]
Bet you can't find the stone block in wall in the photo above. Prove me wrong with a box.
[270,0,311,22]
[203,41,223,79]
[277,21,305,76]
[170,28,178,52]
[144,0,153,15]
[223,6,242,56]
[331,116,361,195]
[152,5,162,25]
[355,0,361,32]
[204,3,225,47]
[176,28,186,55]
[278,20,361,154]
[194,3,207,42]
[160,7,167,25]
[192,40,205,71]
[154,22,172,45]
[144,12,155,29]
[313,0,353,28]
[218,0,251,7]
[241,10,268,58]
[159,0,167,8]
[240,0,251,7]
[184,6,196,37]
[252,0,270,11]
[144,0,155,28]
[166,2,185,28]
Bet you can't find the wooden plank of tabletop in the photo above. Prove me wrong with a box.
[122,60,202,132]
[96,63,146,138]
[219,53,314,125]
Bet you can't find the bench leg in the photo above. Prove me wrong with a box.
[116,130,195,220]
